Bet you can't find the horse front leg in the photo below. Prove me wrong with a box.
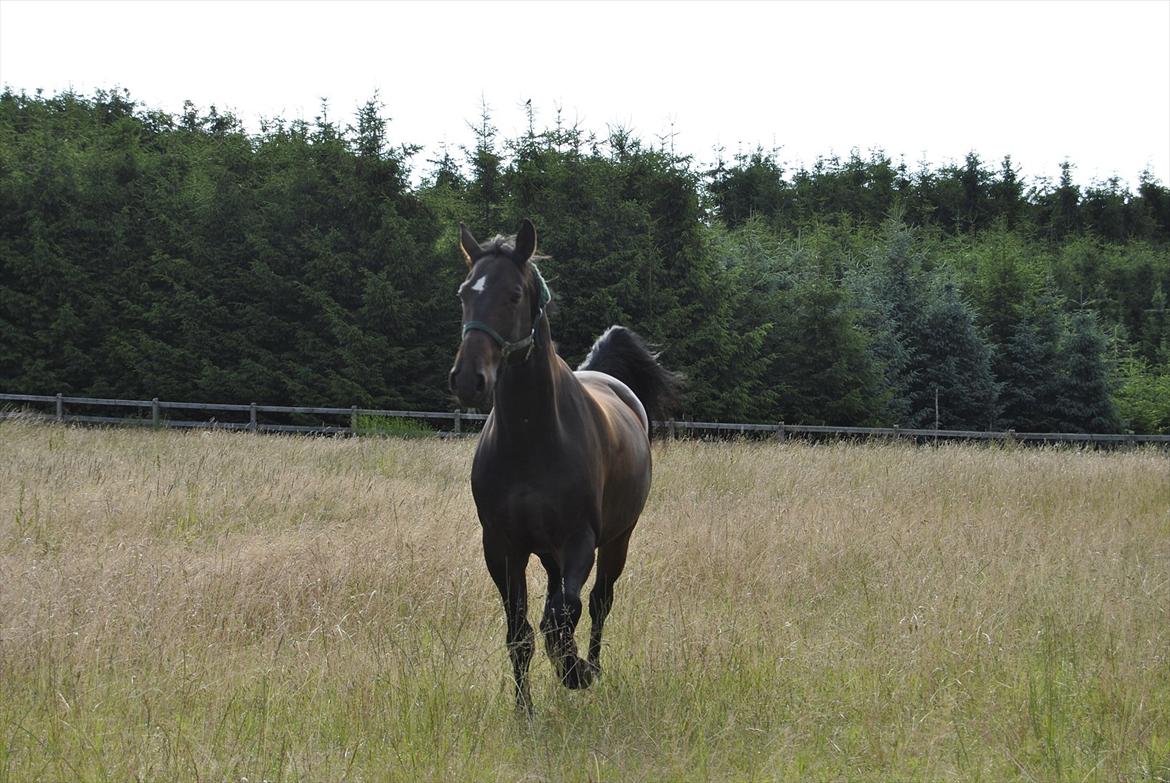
[483,533,534,713]
[539,536,598,690]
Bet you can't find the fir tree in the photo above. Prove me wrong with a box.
[995,295,1067,432]
[911,281,999,429]
[772,251,884,425]
[1056,311,1121,432]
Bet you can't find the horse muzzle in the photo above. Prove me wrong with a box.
[449,343,497,410]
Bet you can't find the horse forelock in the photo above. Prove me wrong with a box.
[480,235,516,257]
[471,236,551,310]
[479,235,549,265]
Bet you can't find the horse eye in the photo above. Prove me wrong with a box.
[510,289,522,304]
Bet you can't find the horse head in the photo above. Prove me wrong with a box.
[448,218,549,410]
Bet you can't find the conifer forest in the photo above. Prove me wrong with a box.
[2,88,1168,433]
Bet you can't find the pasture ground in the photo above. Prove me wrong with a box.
[1,420,1167,782]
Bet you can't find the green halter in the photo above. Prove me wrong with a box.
[461,265,552,362]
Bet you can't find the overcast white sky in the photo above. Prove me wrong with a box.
[1,0,1168,187]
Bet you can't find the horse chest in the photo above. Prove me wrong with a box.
[472,457,600,539]
[474,470,593,515]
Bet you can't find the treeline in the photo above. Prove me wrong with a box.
[2,88,1168,432]
[710,148,1170,244]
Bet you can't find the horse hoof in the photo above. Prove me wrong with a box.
[562,657,599,690]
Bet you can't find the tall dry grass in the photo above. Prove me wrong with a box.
[0,420,1167,781]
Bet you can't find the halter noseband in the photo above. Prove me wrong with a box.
[461,265,551,362]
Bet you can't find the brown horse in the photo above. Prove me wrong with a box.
[449,219,681,712]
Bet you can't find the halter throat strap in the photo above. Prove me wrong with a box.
[461,265,551,363]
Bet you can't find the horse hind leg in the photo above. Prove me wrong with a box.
[538,541,598,690]
[484,535,535,713]
[588,527,634,675]
[537,555,564,667]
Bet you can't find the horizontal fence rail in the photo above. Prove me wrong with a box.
[2,392,1169,445]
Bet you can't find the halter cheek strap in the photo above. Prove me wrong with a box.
[461,319,537,360]
[461,266,552,363]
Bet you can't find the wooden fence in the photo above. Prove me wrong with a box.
[2,392,1169,446]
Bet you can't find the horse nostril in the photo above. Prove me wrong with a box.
[475,372,486,393]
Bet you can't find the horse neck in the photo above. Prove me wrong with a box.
[491,317,565,445]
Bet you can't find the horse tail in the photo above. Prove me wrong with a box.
[578,326,684,436]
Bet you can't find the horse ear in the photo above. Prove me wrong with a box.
[459,223,482,268]
[513,218,537,266]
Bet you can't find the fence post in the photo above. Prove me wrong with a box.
[776,421,786,443]
[152,397,160,427]
[249,402,257,432]
[453,409,461,435]
[350,406,359,434]
[56,393,63,422]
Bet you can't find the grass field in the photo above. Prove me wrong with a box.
[1,420,1168,782]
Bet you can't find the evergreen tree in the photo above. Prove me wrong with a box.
[1135,168,1170,241]
[1056,311,1121,432]
[1115,354,1170,434]
[707,147,786,227]
[1140,282,1169,364]
[995,292,1067,431]
[957,152,992,233]
[464,99,502,233]
[1081,176,1130,241]
[989,155,1025,229]
[771,249,884,425]
[911,281,999,429]
[849,217,930,424]
[706,218,784,419]
[1035,160,1082,241]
